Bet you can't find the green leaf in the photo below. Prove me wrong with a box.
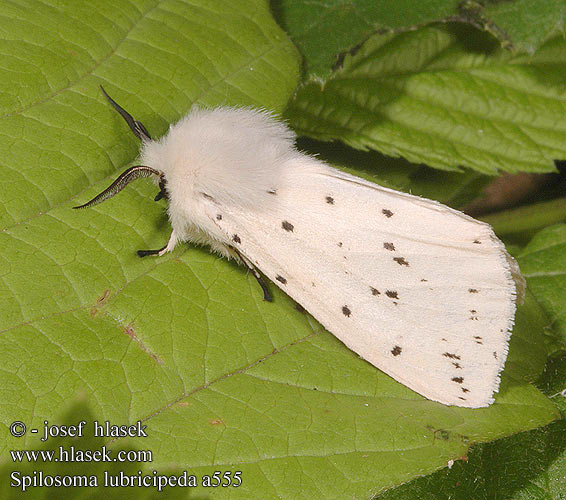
[518,224,566,348]
[480,0,566,55]
[375,352,566,500]
[375,419,566,500]
[274,0,566,79]
[0,2,559,498]
[273,0,461,79]
[286,24,566,174]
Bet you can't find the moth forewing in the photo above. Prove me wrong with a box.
[205,157,521,408]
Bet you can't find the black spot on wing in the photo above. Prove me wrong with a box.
[232,234,241,243]
[393,257,409,266]
[276,275,287,285]
[383,242,395,251]
[282,221,294,232]
[342,305,351,317]
[382,209,393,218]
[443,352,461,360]
[391,345,402,356]
[326,196,334,204]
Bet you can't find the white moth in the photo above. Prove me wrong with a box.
[75,87,525,408]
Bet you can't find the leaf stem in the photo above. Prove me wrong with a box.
[480,198,566,235]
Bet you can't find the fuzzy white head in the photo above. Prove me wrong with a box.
[140,106,301,255]
[74,87,524,408]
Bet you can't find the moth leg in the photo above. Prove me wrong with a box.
[100,85,152,142]
[231,247,272,302]
[137,230,177,258]
[154,176,168,202]
[137,245,167,258]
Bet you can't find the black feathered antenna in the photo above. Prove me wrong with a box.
[100,85,152,141]
[73,166,161,209]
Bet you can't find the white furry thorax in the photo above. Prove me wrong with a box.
[140,106,301,248]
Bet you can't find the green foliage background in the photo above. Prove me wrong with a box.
[0,1,565,499]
